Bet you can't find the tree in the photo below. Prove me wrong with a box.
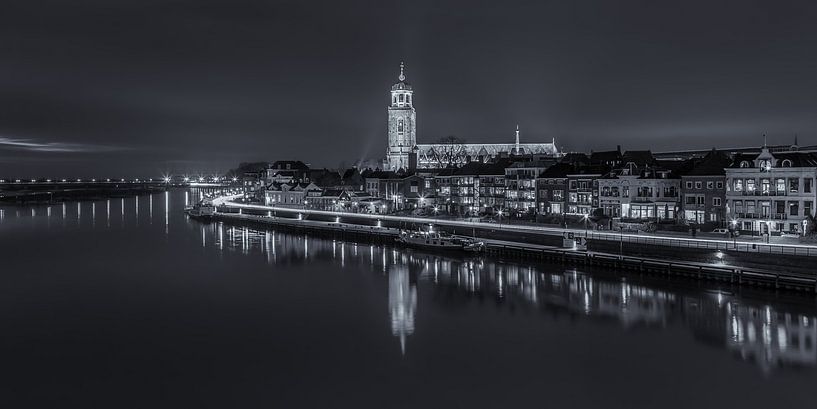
[432,135,468,168]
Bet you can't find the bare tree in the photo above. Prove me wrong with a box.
[433,135,468,168]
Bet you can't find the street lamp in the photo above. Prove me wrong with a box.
[583,213,589,236]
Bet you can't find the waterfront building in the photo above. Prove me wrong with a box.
[363,170,434,211]
[597,151,681,220]
[566,165,608,215]
[505,159,557,215]
[535,162,572,215]
[265,160,310,184]
[438,160,511,215]
[589,147,623,168]
[264,182,321,207]
[680,149,732,226]
[725,146,817,236]
[241,170,265,201]
[383,63,559,170]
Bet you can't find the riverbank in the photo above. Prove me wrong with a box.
[206,203,817,293]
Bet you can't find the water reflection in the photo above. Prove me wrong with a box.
[206,223,816,374]
[1,191,815,378]
[389,264,417,355]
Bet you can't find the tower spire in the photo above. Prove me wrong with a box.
[763,132,767,148]
[398,61,405,82]
[515,124,520,154]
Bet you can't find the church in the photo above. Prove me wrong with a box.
[384,62,560,171]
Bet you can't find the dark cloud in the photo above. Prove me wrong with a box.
[1,0,816,177]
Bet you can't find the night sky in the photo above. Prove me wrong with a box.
[1,0,816,177]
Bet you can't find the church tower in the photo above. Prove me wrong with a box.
[385,62,416,171]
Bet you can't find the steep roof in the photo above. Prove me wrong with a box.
[590,150,622,164]
[622,150,655,166]
[454,159,513,176]
[729,151,817,168]
[538,163,574,178]
[684,150,732,176]
[270,160,309,170]
[561,152,590,165]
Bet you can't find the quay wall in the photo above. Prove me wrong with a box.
[210,209,817,293]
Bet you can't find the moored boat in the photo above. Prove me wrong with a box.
[184,202,216,220]
[396,230,485,252]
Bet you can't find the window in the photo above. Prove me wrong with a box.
[425,180,431,189]
[569,192,577,203]
[697,196,705,205]
[734,179,743,192]
[761,179,770,194]
[397,119,404,134]
[805,178,813,193]
[695,181,702,189]
[790,202,799,216]
[709,213,718,222]
[746,179,755,192]
[716,181,723,189]
[713,197,722,206]
[734,201,743,214]
[806,201,813,217]
[740,161,750,168]
[776,178,785,193]
[789,178,799,193]
[686,196,697,205]
[747,201,755,214]
[686,181,693,189]
[781,159,792,167]
[707,181,714,189]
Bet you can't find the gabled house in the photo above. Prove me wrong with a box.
[264,182,321,207]
[725,146,817,236]
[681,149,732,226]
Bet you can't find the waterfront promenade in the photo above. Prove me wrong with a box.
[209,195,817,292]
[211,195,817,257]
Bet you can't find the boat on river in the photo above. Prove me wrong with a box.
[396,230,485,252]
[184,202,216,220]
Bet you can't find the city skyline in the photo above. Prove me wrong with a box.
[2,0,816,177]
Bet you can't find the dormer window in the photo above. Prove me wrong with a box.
[781,159,792,167]
[740,161,750,168]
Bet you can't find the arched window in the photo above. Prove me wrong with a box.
[399,94,404,102]
[740,161,750,168]
[397,119,404,144]
[781,159,792,167]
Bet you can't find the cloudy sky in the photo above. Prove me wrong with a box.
[1,0,816,177]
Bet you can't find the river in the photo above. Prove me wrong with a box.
[1,189,815,408]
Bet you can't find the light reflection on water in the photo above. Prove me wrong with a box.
[1,189,816,379]
[199,217,817,375]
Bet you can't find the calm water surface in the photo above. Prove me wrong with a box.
[1,190,816,408]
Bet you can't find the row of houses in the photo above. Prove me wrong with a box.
[245,144,817,235]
